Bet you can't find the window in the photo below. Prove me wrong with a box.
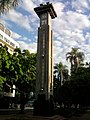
[5,28,11,36]
[10,42,15,47]
[0,34,3,39]
[42,33,45,57]
[41,60,44,89]
[10,49,13,52]
[0,23,4,31]
[4,37,10,43]
[42,33,45,49]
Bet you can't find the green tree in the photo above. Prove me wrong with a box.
[0,76,6,91]
[0,45,36,110]
[0,46,36,94]
[0,45,10,91]
[0,0,19,14]
[54,62,68,86]
[61,66,90,108]
[13,49,36,93]
[53,62,69,105]
[66,48,84,73]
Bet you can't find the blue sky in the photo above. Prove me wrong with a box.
[0,0,90,69]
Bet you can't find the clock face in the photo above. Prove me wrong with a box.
[41,13,47,19]
[41,19,47,25]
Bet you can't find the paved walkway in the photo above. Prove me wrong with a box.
[66,110,90,120]
[1,109,90,120]
[0,114,65,120]
[0,109,65,120]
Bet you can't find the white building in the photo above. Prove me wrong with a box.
[0,23,19,54]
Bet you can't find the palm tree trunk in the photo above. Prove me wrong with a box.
[59,71,63,86]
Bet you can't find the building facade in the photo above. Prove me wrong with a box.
[0,23,19,54]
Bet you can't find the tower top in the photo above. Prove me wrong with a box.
[34,2,57,19]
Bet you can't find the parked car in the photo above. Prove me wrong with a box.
[25,99,35,107]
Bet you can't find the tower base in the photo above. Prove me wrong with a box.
[33,94,54,117]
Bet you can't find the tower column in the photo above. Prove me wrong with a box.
[34,2,57,116]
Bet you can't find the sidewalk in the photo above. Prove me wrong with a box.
[0,114,65,120]
[66,109,90,120]
[1,108,90,120]
[0,108,65,120]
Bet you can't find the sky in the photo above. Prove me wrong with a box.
[0,0,90,69]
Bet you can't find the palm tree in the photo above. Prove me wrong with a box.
[0,0,19,14]
[54,62,68,86]
[66,48,84,73]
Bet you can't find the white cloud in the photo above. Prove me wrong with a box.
[72,0,90,13]
[54,11,90,33]
[53,2,65,17]
[20,0,36,15]
[11,32,22,39]
[18,41,37,53]
[1,0,90,70]
[2,9,33,32]
[85,32,90,41]
[52,1,90,67]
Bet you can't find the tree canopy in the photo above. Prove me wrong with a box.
[0,0,19,14]
[0,45,36,94]
[66,47,84,73]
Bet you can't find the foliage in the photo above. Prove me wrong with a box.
[54,62,69,86]
[0,76,6,91]
[59,66,90,108]
[15,50,36,93]
[66,48,84,74]
[54,47,90,109]
[0,46,36,94]
[53,62,69,104]
[70,66,90,106]
[0,45,10,91]
[0,0,19,14]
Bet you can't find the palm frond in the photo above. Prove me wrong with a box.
[0,0,20,14]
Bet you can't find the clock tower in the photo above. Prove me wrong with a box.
[34,2,57,116]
